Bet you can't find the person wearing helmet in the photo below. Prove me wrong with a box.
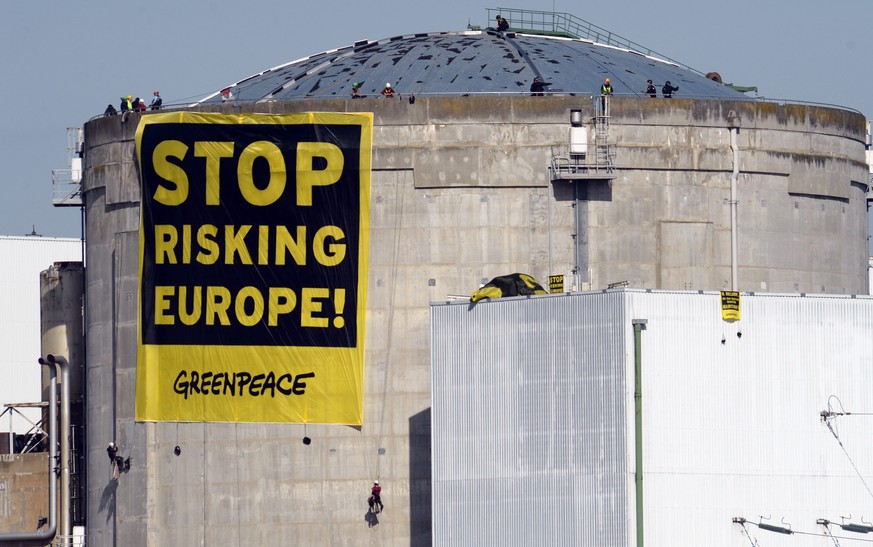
[495,14,509,31]
[107,442,126,479]
[351,82,361,99]
[600,77,614,112]
[368,481,383,513]
[380,83,395,98]
[150,90,162,110]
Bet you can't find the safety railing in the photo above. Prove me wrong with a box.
[88,92,866,121]
[1,403,48,454]
[51,169,83,207]
[487,7,702,75]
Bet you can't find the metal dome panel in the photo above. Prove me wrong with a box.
[196,30,744,104]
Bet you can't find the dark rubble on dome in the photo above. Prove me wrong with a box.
[195,30,745,103]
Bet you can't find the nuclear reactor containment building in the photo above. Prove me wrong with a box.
[79,20,869,547]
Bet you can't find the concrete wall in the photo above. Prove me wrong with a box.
[193,95,869,293]
[80,95,868,546]
[0,453,51,541]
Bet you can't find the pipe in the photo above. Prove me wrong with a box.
[730,124,739,291]
[47,354,71,544]
[571,181,579,276]
[548,184,552,276]
[0,359,57,544]
[632,319,648,547]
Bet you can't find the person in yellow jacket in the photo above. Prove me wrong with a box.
[599,78,613,111]
[119,95,134,123]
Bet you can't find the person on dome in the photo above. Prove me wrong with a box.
[495,15,509,31]
[600,78,613,111]
[150,90,162,110]
[381,83,395,98]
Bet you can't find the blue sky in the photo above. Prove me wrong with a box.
[2,0,871,251]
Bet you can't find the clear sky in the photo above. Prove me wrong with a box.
[1,0,871,252]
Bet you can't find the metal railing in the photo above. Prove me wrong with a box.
[487,7,702,75]
[1,402,48,454]
[51,169,83,207]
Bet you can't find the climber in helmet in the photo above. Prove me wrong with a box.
[368,481,383,513]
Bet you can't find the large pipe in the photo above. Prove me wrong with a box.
[47,354,71,544]
[41,262,85,534]
[632,318,648,547]
[0,360,57,544]
[729,119,740,291]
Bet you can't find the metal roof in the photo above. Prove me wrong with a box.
[196,30,745,104]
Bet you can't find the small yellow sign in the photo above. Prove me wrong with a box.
[720,291,741,321]
[548,274,564,293]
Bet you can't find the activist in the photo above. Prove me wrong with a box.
[368,481,383,513]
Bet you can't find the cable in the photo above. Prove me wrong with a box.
[733,518,759,547]
[821,396,873,501]
[822,528,843,547]
[794,529,873,543]
[823,418,873,501]
[738,517,873,544]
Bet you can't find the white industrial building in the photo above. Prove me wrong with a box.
[0,235,81,436]
[432,290,873,546]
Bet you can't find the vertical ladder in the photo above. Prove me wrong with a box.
[594,96,614,172]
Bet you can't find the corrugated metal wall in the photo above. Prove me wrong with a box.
[432,292,631,547]
[433,290,873,546]
[632,291,873,546]
[0,236,81,434]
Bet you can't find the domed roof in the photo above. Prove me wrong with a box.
[196,30,744,103]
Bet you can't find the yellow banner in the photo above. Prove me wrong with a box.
[720,291,741,322]
[548,274,564,293]
[135,112,372,424]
